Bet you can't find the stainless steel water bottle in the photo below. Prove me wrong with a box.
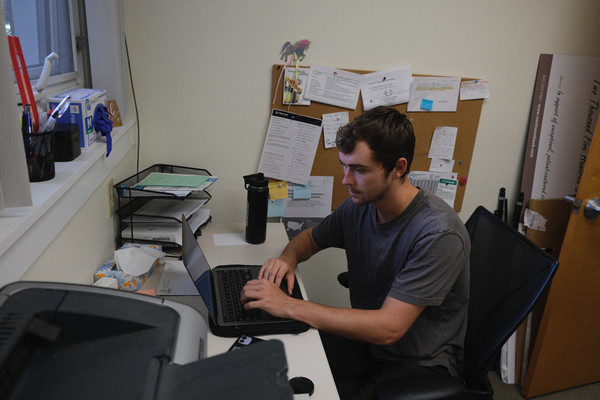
[244,173,269,244]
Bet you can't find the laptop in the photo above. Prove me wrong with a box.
[181,215,309,337]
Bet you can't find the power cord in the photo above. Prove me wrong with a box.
[124,34,140,174]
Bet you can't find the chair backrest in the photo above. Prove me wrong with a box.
[462,206,558,391]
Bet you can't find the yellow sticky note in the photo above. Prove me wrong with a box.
[269,181,288,200]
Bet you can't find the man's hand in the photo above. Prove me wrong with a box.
[257,227,320,295]
[241,279,425,346]
[241,278,296,319]
[259,257,296,295]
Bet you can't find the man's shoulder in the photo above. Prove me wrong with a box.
[311,197,366,246]
[412,191,466,234]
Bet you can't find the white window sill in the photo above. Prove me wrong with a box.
[0,117,137,286]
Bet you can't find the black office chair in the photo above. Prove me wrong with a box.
[338,206,559,400]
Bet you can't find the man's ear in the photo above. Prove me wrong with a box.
[393,158,408,179]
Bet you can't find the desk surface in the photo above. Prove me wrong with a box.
[171,222,339,400]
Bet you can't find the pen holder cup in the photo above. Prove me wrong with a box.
[23,131,55,182]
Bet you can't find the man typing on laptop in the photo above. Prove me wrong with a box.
[179,214,308,337]
[241,107,470,400]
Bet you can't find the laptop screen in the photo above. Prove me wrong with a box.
[182,216,216,319]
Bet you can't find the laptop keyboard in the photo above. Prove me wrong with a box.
[216,269,264,323]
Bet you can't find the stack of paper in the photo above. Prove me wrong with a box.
[126,198,208,223]
[121,208,210,246]
[128,173,218,197]
[120,172,216,246]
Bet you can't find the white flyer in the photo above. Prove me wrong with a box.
[284,176,334,218]
[258,109,322,186]
[408,171,458,208]
[460,79,490,100]
[428,126,458,160]
[304,64,362,109]
[322,112,349,149]
[360,66,412,110]
[407,76,461,112]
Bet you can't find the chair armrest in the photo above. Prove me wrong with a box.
[375,374,464,400]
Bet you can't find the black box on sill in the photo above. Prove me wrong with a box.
[54,123,81,162]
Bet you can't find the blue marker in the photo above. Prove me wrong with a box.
[22,104,33,152]
[22,104,33,134]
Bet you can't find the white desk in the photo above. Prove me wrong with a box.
[175,222,339,400]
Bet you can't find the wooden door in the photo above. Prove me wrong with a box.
[522,119,600,397]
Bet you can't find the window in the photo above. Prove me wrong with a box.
[2,0,83,91]
[0,0,85,210]
[1,0,133,283]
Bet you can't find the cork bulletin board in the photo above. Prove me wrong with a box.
[269,64,485,211]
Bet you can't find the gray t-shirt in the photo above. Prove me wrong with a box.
[312,190,470,376]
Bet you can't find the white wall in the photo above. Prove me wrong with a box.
[20,1,600,307]
[121,0,600,224]
[21,147,138,283]
[117,0,600,306]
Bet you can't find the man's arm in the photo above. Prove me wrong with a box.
[243,227,424,345]
[260,227,322,294]
[241,279,424,345]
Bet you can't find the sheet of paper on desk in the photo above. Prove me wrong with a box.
[124,209,211,232]
[130,174,218,197]
[137,172,217,189]
[156,259,198,295]
[121,224,182,245]
[124,188,193,198]
[213,233,248,246]
[188,208,211,230]
[134,198,208,220]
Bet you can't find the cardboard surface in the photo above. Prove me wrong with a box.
[520,54,600,209]
[525,198,572,258]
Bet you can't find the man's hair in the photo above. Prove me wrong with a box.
[336,106,416,176]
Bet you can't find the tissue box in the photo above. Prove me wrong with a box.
[94,243,162,291]
[92,276,119,289]
[48,88,106,148]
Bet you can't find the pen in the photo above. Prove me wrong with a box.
[22,104,33,150]
[39,95,71,133]
[503,195,508,224]
[495,187,506,222]
[51,94,71,119]
[39,115,56,134]
[512,192,524,229]
[22,104,36,159]
[22,104,33,134]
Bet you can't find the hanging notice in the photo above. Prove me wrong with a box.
[303,64,361,109]
[258,109,322,186]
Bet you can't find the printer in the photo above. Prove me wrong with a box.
[0,281,292,400]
